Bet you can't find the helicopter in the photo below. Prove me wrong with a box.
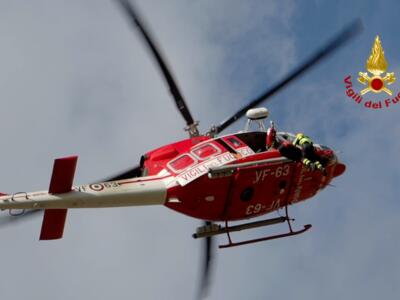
[0,0,362,297]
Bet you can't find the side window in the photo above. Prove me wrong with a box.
[191,143,221,160]
[167,154,196,173]
[223,136,244,149]
[234,132,266,153]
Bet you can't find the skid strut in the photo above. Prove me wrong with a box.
[193,217,287,239]
[193,201,312,248]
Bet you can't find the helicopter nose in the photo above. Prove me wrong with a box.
[318,147,346,178]
[333,161,346,177]
[330,149,346,178]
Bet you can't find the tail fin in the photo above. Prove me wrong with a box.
[39,156,78,240]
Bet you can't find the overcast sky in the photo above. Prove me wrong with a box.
[0,0,399,299]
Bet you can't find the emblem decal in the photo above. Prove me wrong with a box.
[358,36,396,95]
[343,35,399,110]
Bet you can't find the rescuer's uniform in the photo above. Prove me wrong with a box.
[293,133,324,172]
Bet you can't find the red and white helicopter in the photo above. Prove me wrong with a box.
[0,0,361,297]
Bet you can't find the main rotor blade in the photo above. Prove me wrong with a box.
[116,0,198,133]
[197,221,215,300]
[211,19,363,135]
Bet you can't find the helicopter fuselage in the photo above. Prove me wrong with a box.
[143,130,345,221]
[0,130,345,235]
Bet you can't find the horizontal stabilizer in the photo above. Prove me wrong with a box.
[40,156,78,240]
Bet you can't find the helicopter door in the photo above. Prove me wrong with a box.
[224,160,295,220]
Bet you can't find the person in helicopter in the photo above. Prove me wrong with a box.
[266,122,302,162]
[293,133,324,172]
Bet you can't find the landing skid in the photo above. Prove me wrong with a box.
[219,223,311,249]
[193,204,312,249]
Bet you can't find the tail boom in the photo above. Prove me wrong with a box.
[0,178,168,210]
[0,156,169,240]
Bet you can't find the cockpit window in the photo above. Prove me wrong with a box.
[318,145,331,150]
[276,132,296,143]
[191,143,221,160]
[222,136,246,149]
[226,137,243,148]
[167,154,196,173]
[234,132,266,153]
